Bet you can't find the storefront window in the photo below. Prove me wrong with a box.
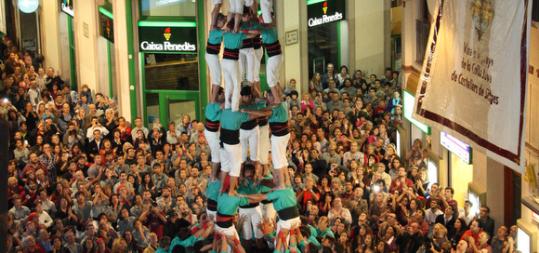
[140,0,196,17]
[144,53,199,90]
[308,23,339,77]
[145,93,160,124]
[306,0,346,78]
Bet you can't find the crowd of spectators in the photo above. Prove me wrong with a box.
[0,34,519,253]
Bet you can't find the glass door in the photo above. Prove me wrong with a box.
[141,52,202,127]
[144,91,200,128]
[163,93,200,126]
[308,22,340,78]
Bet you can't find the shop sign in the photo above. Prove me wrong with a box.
[307,0,346,27]
[139,26,197,52]
[61,0,74,17]
[441,131,472,164]
[99,10,114,42]
[403,90,430,134]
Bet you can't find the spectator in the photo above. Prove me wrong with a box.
[478,205,495,238]
[0,32,517,253]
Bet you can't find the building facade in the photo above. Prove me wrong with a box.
[21,0,394,124]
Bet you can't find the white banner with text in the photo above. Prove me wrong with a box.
[413,0,532,172]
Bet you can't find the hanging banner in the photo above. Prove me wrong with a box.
[61,0,74,17]
[413,0,531,172]
[99,11,114,42]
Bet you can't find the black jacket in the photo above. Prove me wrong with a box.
[397,232,424,253]
[435,214,456,238]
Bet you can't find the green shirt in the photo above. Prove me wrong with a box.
[217,193,249,216]
[265,187,297,211]
[238,179,260,195]
[261,27,278,44]
[298,235,321,250]
[219,109,249,130]
[256,100,267,109]
[241,21,262,32]
[223,32,245,49]
[317,227,335,239]
[239,102,259,111]
[208,29,223,45]
[205,103,222,121]
[169,235,201,253]
[206,180,221,201]
[259,174,273,194]
[269,102,289,123]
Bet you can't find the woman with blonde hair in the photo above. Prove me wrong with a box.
[111,238,128,253]
[309,72,323,93]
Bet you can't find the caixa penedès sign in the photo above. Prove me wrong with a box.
[307,0,346,27]
[139,26,197,52]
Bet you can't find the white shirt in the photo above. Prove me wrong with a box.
[38,211,54,228]
[380,172,392,189]
[131,126,149,140]
[328,207,353,225]
[425,208,443,225]
[459,208,476,226]
[86,125,109,141]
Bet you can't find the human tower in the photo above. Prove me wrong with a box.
[204,0,301,252]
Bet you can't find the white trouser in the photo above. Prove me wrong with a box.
[222,59,241,111]
[229,0,244,13]
[240,126,260,162]
[258,124,270,164]
[215,224,240,253]
[220,143,242,177]
[204,129,221,163]
[239,48,256,82]
[254,47,263,82]
[276,216,301,247]
[266,54,282,88]
[271,133,290,169]
[238,205,263,240]
[261,202,276,222]
[244,0,254,7]
[206,208,217,222]
[205,53,221,86]
[260,0,273,23]
[212,0,222,5]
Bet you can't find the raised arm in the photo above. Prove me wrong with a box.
[210,3,222,29]
[241,107,273,118]
[242,193,267,203]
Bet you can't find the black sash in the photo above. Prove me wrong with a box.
[277,206,300,220]
[207,199,217,211]
[240,119,258,130]
[223,48,240,60]
[206,42,221,54]
[205,119,220,132]
[269,122,289,136]
[220,128,240,145]
[264,40,282,57]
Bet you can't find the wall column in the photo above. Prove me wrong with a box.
[276,0,308,93]
[39,1,61,71]
[485,158,505,229]
[73,0,99,91]
[111,0,133,121]
[353,0,390,75]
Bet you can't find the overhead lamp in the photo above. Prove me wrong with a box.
[18,0,39,13]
